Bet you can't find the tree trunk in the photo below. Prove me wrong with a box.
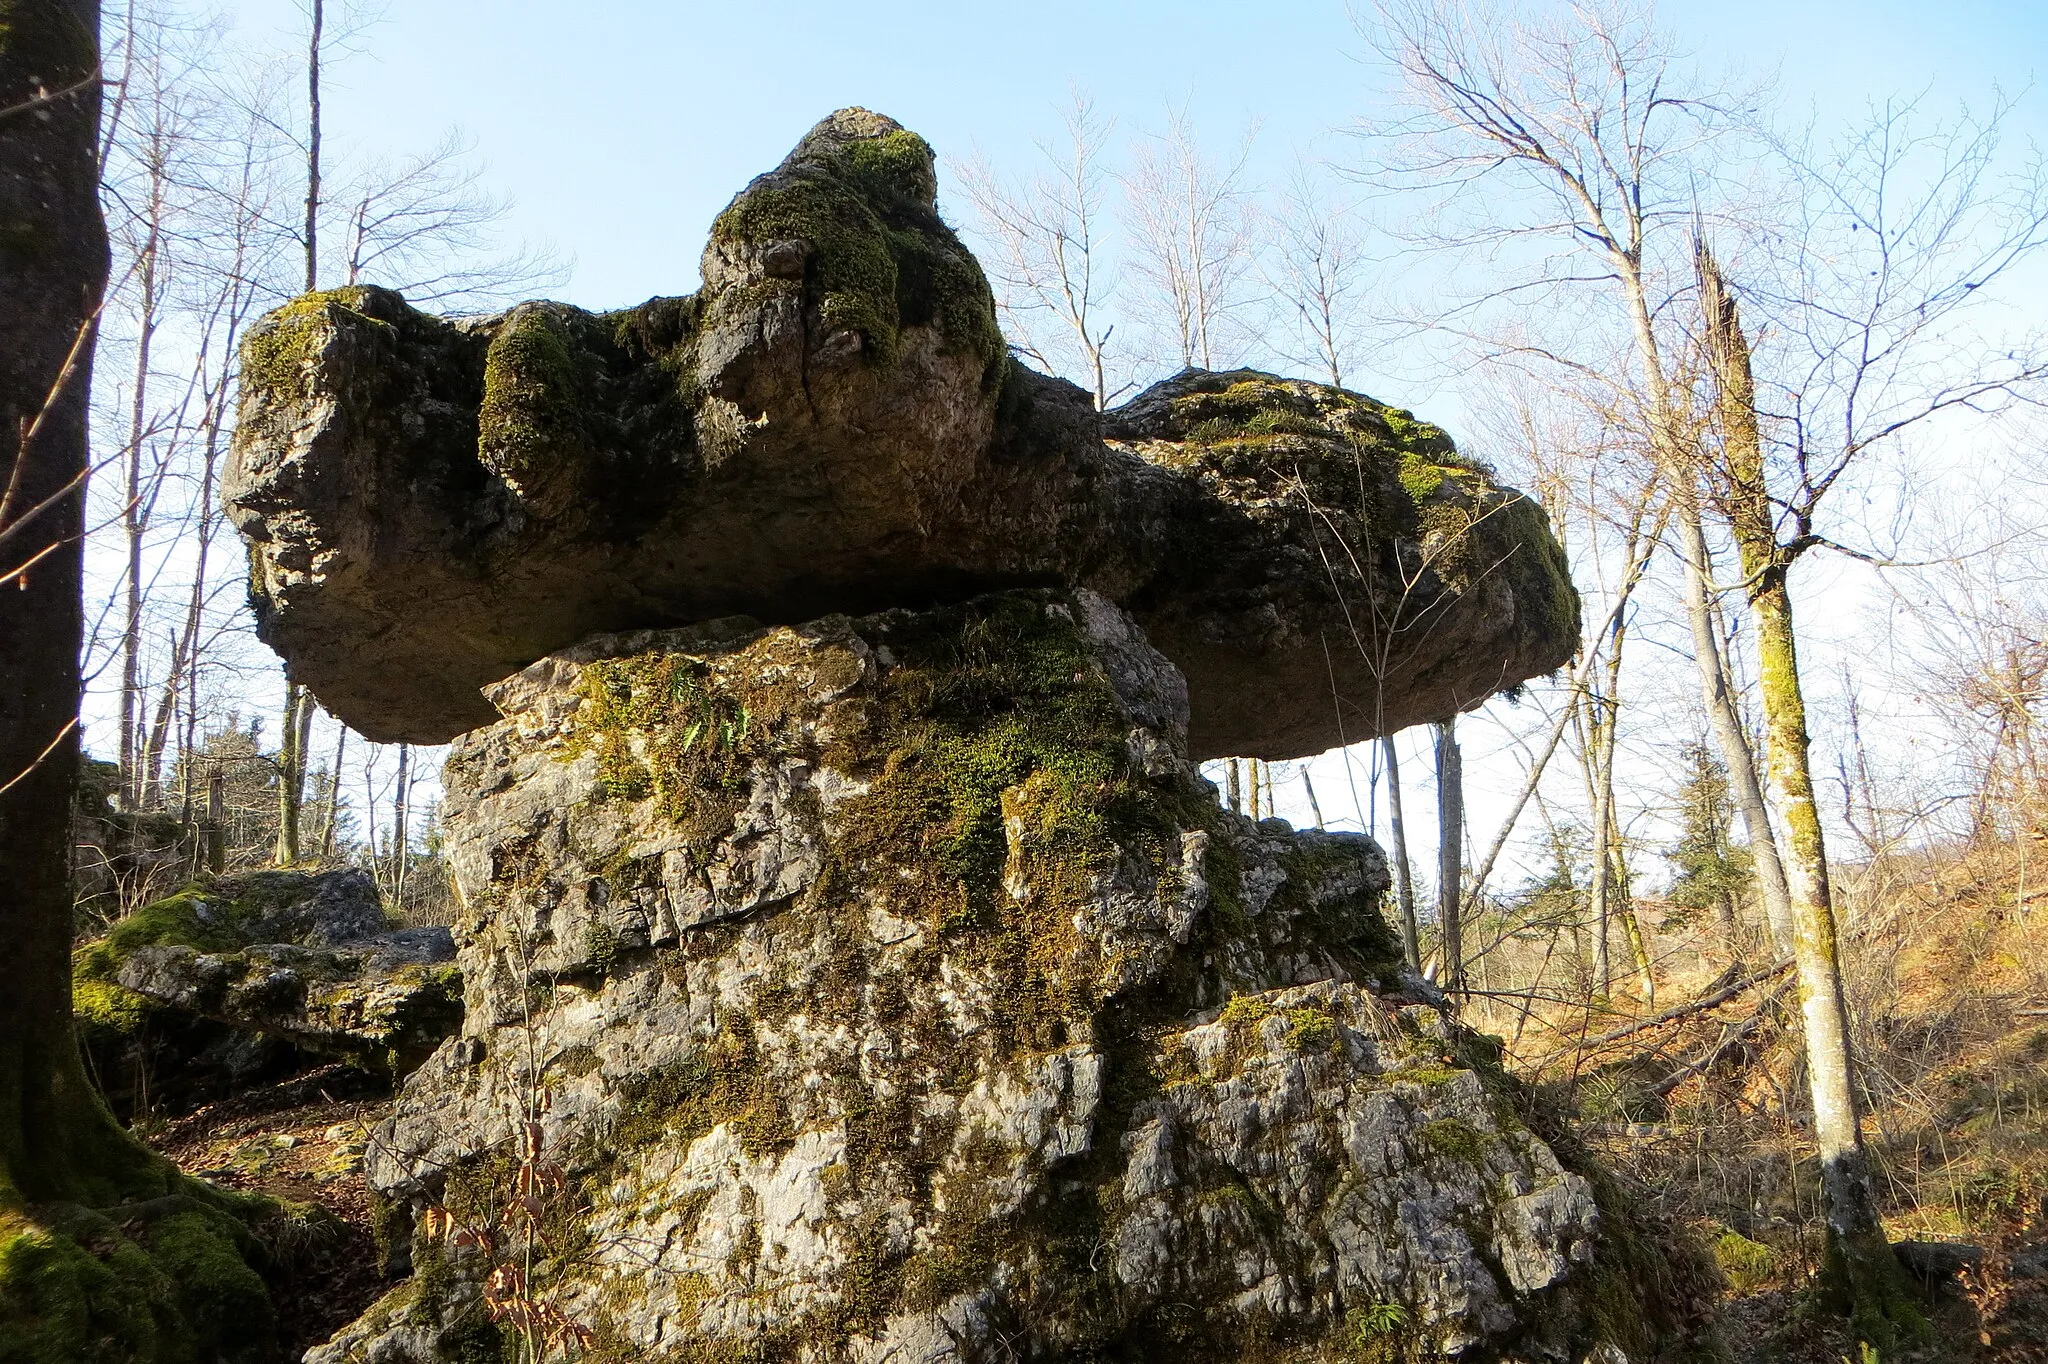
[1606,796,1655,1003]
[303,0,322,291]
[1434,718,1463,992]
[117,203,159,812]
[319,722,347,859]
[205,762,226,875]
[391,741,411,911]
[1300,769,1325,830]
[1677,500,1795,951]
[1382,736,1422,973]
[1697,238,1922,1349]
[1581,687,1612,996]
[0,0,168,1211]
[273,681,305,865]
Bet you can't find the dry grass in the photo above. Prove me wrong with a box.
[1460,836,2048,1362]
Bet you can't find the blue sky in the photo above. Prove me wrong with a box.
[169,0,2047,882]
[223,0,2048,312]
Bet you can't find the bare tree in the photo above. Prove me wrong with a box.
[1433,716,1464,990]
[1689,93,2048,1317]
[334,127,564,306]
[1121,105,1258,371]
[1261,163,1375,388]
[1362,1,1926,1341]
[957,92,1127,408]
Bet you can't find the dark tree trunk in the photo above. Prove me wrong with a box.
[3,17,282,1357]
[0,0,165,1208]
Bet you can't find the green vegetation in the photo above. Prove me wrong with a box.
[237,286,380,395]
[1418,1116,1487,1165]
[709,126,1002,381]
[1146,372,1579,646]
[569,649,758,851]
[476,305,597,512]
[0,1186,302,1363]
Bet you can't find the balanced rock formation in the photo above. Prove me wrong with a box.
[225,109,1576,760]
[75,869,461,1114]
[316,590,1671,1364]
[222,110,1682,1363]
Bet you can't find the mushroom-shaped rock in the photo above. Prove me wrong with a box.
[226,109,1576,757]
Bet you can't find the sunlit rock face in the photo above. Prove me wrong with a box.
[225,110,1575,761]
[309,589,1643,1364]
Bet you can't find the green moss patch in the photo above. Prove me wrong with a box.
[709,126,1001,381]
[0,1187,289,1364]
[1115,370,1580,649]
[239,286,382,396]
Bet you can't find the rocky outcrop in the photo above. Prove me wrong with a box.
[75,870,462,1114]
[317,590,1664,1364]
[226,110,1576,760]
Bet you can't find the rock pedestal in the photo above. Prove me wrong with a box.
[318,591,1645,1364]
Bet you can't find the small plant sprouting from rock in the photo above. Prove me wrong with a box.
[1347,1299,1413,1357]
[418,1119,594,1362]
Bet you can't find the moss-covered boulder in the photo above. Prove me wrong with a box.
[225,110,1576,760]
[308,591,1679,1364]
[0,1164,340,1364]
[75,870,462,1116]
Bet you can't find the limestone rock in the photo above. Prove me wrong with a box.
[313,591,1657,1364]
[226,110,1576,759]
[74,870,463,1105]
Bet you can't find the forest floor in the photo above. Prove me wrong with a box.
[1475,838,2048,1363]
[143,1062,396,1360]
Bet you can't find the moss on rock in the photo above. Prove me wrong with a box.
[709,116,1002,382]
[0,1185,292,1364]
[238,286,382,397]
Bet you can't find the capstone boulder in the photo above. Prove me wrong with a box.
[226,109,1576,760]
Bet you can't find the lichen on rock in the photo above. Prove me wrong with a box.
[310,590,1662,1364]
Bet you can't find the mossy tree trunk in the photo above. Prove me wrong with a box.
[3,23,287,1358]
[1696,239,1923,1354]
[0,0,164,1210]
[1675,498,1796,951]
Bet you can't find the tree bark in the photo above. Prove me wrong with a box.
[1300,768,1325,830]
[1697,238,1921,1347]
[1382,735,1422,973]
[0,0,168,1209]
[1676,500,1795,950]
[391,740,411,909]
[303,0,322,291]
[273,681,305,865]
[319,721,346,859]
[1433,718,1463,992]
[1606,792,1655,1003]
